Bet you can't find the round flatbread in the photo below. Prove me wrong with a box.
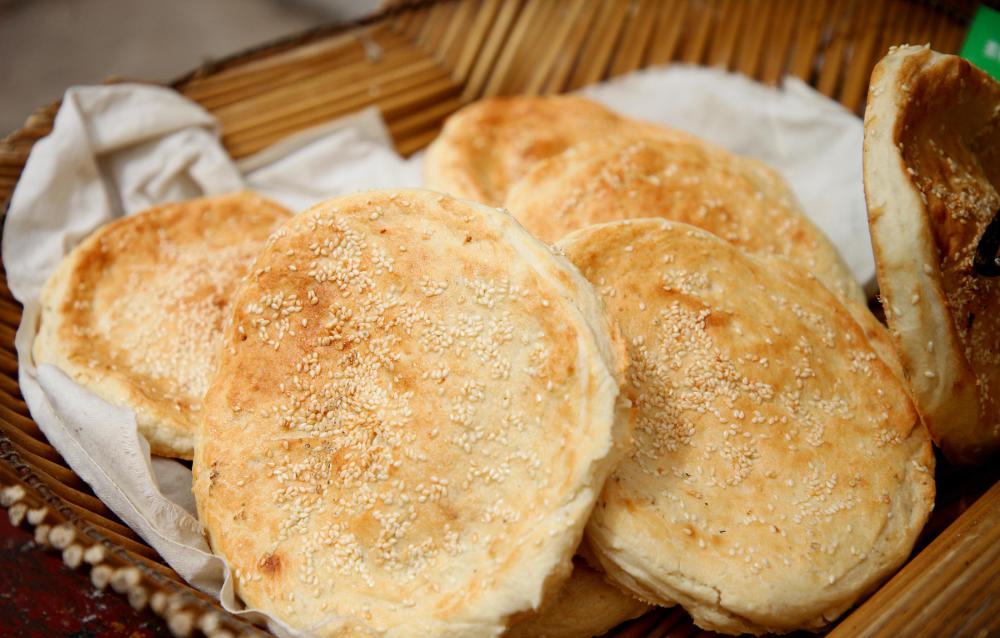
[33,191,292,459]
[193,189,630,637]
[864,44,1000,464]
[560,219,934,635]
[424,95,684,206]
[505,134,864,304]
[505,557,652,638]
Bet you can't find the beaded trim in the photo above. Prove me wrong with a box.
[0,473,266,638]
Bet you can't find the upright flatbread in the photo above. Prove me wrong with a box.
[864,44,1000,464]
[505,135,864,304]
[33,191,292,459]
[424,95,685,206]
[194,189,630,637]
[561,219,934,635]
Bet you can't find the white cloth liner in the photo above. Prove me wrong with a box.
[1,66,870,635]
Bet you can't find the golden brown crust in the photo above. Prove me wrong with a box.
[504,558,652,638]
[424,95,672,206]
[32,191,292,459]
[505,134,864,304]
[193,189,631,637]
[560,219,934,635]
[864,45,1000,464]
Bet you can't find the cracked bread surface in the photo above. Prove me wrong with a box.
[193,189,631,637]
[560,219,934,635]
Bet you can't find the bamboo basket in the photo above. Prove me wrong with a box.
[1,1,998,636]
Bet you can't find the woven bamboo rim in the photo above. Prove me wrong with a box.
[1,1,998,636]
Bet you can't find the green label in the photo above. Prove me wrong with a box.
[961,5,1000,81]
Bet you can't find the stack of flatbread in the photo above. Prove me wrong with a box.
[34,46,1000,636]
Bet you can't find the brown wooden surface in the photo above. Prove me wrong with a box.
[0,1,997,637]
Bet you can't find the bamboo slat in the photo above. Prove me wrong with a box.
[759,0,800,85]
[0,274,17,304]
[19,478,115,531]
[875,0,914,66]
[829,478,1000,638]
[679,1,716,65]
[937,13,968,53]
[734,0,773,78]
[4,441,85,489]
[463,0,525,99]
[508,0,574,94]
[223,65,459,157]
[480,0,551,97]
[840,0,892,113]
[386,94,465,143]
[0,366,23,397]
[0,178,16,201]
[572,1,635,89]
[816,1,859,98]
[181,27,396,107]
[787,0,833,82]
[913,3,942,48]
[22,475,112,522]
[646,0,689,67]
[0,307,20,332]
[394,126,441,158]
[0,1,994,637]
[0,351,18,379]
[61,502,153,553]
[416,1,459,52]
[0,402,44,441]
[401,3,432,41]
[0,390,31,419]
[452,0,504,84]
[193,40,412,114]
[521,0,589,94]
[434,0,477,69]
[0,418,63,464]
[538,0,603,93]
[212,49,438,132]
[706,0,744,70]
[608,0,659,78]
[376,74,462,120]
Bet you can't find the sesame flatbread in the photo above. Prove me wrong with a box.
[424,94,687,206]
[193,189,630,637]
[561,219,934,635]
[864,45,1000,464]
[505,134,864,304]
[33,191,292,459]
